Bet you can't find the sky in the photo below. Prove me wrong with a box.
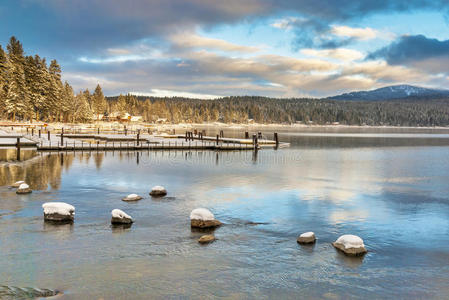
[1,0,449,98]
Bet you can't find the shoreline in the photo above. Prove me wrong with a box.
[1,120,449,131]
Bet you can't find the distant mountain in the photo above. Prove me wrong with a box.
[328,85,449,101]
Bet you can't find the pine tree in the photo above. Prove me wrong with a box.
[61,81,74,122]
[47,59,63,121]
[5,36,30,121]
[115,94,127,117]
[0,45,10,116]
[91,84,106,120]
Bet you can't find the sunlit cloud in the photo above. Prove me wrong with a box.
[331,25,379,40]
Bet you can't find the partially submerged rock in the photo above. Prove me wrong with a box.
[16,183,32,194]
[332,234,367,256]
[297,232,316,244]
[149,186,167,197]
[42,202,75,222]
[190,208,222,228]
[198,234,215,244]
[122,193,142,201]
[11,180,25,188]
[111,209,133,224]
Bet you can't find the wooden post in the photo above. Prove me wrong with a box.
[216,134,219,145]
[245,131,249,139]
[274,132,279,147]
[137,131,140,146]
[16,138,21,161]
[48,130,50,141]
[185,131,188,142]
[124,126,127,136]
[97,127,100,134]
[61,132,64,145]
[31,128,34,136]
[220,130,224,138]
[39,129,41,138]
[26,128,29,134]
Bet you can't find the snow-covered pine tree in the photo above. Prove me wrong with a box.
[92,84,106,121]
[5,37,30,121]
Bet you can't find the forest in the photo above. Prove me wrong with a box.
[1,37,449,127]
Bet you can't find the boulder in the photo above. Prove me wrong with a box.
[42,202,75,222]
[297,232,316,244]
[198,234,215,244]
[16,183,32,194]
[190,208,222,228]
[111,209,133,224]
[11,181,25,188]
[332,234,367,256]
[122,193,143,201]
[149,186,167,197]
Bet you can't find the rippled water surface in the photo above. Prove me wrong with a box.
[1,127,449,299]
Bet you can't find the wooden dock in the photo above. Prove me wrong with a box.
[0,128,289,154]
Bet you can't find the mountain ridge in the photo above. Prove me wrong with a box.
[327,85,449,101]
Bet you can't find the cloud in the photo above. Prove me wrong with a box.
[331,25,378,40]
[368,35,449,73]
[169,32,260,53]
[301,48,365,61]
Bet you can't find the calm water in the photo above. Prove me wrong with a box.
[1,127,449,299]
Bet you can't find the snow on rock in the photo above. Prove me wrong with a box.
[297,232,316,244]
[190,208,222,228]
[198,234,215,244]
[122,193,143,201]
[149,186,167,197]
[111,209,133,224]
[332,234,367,256]
[16,183,32,194]
[11,181,25,188]
[42,202,75,222]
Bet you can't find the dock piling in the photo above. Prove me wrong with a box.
[16,138,21,161]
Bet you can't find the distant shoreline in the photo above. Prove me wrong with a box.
[2,121,449,131]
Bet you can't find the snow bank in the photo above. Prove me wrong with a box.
[42,202,75,216]
[332,234,367,256]
[190,208,215,221]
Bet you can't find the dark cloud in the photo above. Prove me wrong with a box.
[368,35,449,64]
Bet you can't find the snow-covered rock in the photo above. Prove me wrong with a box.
[42,202,75,222]
[111,209,133,224]
[149,186,167,197]
[122,193,142,201]
[190,208,222,228]
[11,181,25,188]
[297,232,316,244]
[198,234,215,244]
[16,183,32,194]
[332,234,367,256]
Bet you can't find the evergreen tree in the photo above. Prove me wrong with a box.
[92,84,106,120]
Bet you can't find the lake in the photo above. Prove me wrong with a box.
[1,126,449,299]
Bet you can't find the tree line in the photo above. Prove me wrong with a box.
[2,36,449,127]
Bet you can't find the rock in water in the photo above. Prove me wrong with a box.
[198,234,215,244]
[332,234,367,256]
[11,180,25,188]
[190,208,222,228]
[16,183,32,194]
[42,202,75,222]
[150,186,167,197]
[297,232,316,244]
[111,209,133,224]
[122,193,143,201]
